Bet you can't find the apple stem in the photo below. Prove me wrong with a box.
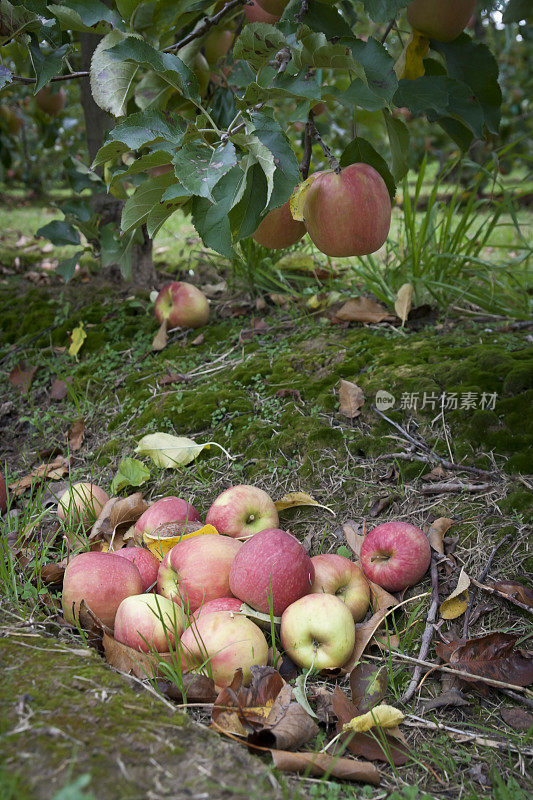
[309,120,341,173]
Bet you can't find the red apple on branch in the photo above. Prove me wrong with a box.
[205,485,278,539]
[62,552,143,627]
[244,1,280,22]
[302,163,391,257]
[229,528,314,616]
[35,86,65,116]
[114,547,160,592]
[280,593,356,670]
[311,554,370,622]
[252,200,306,249]
[154,282,209,329]
[360,521,431,592]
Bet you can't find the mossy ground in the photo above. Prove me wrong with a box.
[1,217,532,800]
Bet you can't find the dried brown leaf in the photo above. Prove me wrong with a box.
[102,632,181,679]
[191,333,204,346]
[68,419,85,451]
[152,318,168,350]
[160,372,188,386]
[343,520,364,559]
[369,495,397,517]
[274,491,335,515]
[9,363,38,394]
[39,563,65,586]
[89,497,119,541]
[338,379,364,419]
[369,581,398,613]
[421,465,450,483]
[500,707,533,732]
[239,318,269,343]
[313,687,335,725]
[50,377,72,401]
[428,517,455,555]
[423,688,470,711]
[436,633,533,687]
[490,581,533,609]
[109,493,149,528]
[212,667,285,737]
[249,684,319,750]
[350,663,388,714]
[157,673,217,703]
[9,456,68,496]
[342,610,389,673]
[335,297,394,324]
[270,749,380,785]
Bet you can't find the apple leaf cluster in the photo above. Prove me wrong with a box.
[0,1,521,271]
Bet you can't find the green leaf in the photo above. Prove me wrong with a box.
[229,162,268,241]
[249,111,301,207]
[110,457,150,494]
[0,0,41,40]
[90,30,138,116]
[210,87,237,129]
[0,65,12,89]
[48,0,122,34]
[36,220,80,246]
[121,171,176,234]
[340,137,396,200]
[238,136,276,208]
[294,27,364,76]
[104,36,200,102]
[172,141,237,201]
[100,226,139,280]
[134,70,175,111]
[135,432,231,468]
[92,109,187,167]
[192,166,246,258]
[382,110,409,181]
[351,37,398,103]
[28,38,69,92]
[56,252,83,283]
[432,35,501,133]
[147,183,190,237]
[362,0,409,23]
[302,0,355,38]
[502,0,532,23]
[326,78,386,112]
[109,150,173,187]
[233,23,288,70]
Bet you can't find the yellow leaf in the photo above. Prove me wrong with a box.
[343,704,404,733]
[290,172,326,221]
[275,491,335,516]
[394,31,430,81]
[394,283,414,326]
[275,253,316,272]
[69,322,87,358]
[152,318,168,351]
[440,568,471,620]
[144,524,219,560]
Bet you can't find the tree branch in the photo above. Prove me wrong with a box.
[9,71,89,85]
[309,118,340,172]
[296,1,309,25]
[463,534,512,637]
[299,110,314,180]
[164,0,249,53]
[401,554,439,703]
[380,19,396,45]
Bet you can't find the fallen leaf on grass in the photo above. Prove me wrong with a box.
[135,432,232,468]
[152,318,168,350]
[89,493,149,548]
[335,297,394,324]
[332,688,409,766]
[350,663,388,714]
[423,688,470,711]
[343,520,364,559]
[159,372,188,386]
[342,704,404,733]
[436,633,533,687]
[191,333,204,346]
[440,568,470,619]
[157,673,217,703]
[110,458,150,494]
[369,581,398,613]
[239,318,269,343]
[342,610,390,673]
[102,632,182,679]
[369,495,397,517]
[274,492,335,516]
[313,687,335,725]
[421,466,450,482]
[39,563,65,586]
[428,517,455,555]
[275,388,302,402]
[68,322,86,358]
[490,581,533,609]
[500,707,533,732]
[338,379,364,420]
[9,455,68,495]
[469,602,495,626]
[394,283,414,326]
[68,419,85,451]
[9,363,38,394]
[50,376,72,401]
[270,749,380,784]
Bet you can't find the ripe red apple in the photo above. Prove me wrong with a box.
[204,29,233,64]
[157,534,242,613]
[62,551,143,627]
[57,483,109,526]
[205,485,278,539]
[114,593,184,652]
[256,0,288,14]
[245,0,281,21]
[252,199,306,249]
[35,86,66,116]
[280,593,356,670]
[135,496,201,537]
[191,596,243,621]
[302,164,391,257]
[154,281,210,329]
[181,611,268,687]
[311,554,370,622]
[406,0,476,42]
[114,547,160,592]
[360,521,431,592]
[0,106,23,135]
[0,472,6,514]
[229,528,314,616]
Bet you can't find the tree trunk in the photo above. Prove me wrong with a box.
[79,34,156,287]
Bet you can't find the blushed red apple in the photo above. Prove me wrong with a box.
[281,593,355,670]
[360,521,431,592]
[205,485,278,539]
[35,86,65,116]
[191,596,243,621]
[245,0,281,22]
[154,282,209,329]
[302,163,391,257]
[114,547,160,592]
[229,528,314,616]
[252,200,306,249]
[181,611,268,687]
[114,593,185,652]
[62,552,143,627]
[157,534,242,613]
[311,554,370,621]
[135,496,201,537]
[58,482,109,526]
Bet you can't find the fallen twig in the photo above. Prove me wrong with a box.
[469,576,533,616]
[463,534,512,637]
[420,481,494,495]
[401,554,439,703]
[404,715,533,757]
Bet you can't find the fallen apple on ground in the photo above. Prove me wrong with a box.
[311,553,370,621]
[58,482,109,526]
[280,593,356,670]
[360,520,431,592]
[191,597,243,621]
[181,610,268,687]
[229,528,314,616]
[114,547,160,592]
[205,484,278,539]
[135,496,201,537]
[157,534,242,613]
[252,200,306,250]
[154,282,209,329]
[62,551,143,628]
[114,593,184,652]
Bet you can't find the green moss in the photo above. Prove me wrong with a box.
[503,362,533,395]
[499,490,533,521]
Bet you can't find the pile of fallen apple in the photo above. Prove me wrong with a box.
[59,481,431,690]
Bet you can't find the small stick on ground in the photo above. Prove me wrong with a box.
[401,554,439,703]
[463,533,512,637]
[420,481,494,495]
[469,576,533,617]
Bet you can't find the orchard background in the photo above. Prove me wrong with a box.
[0,2,532,800]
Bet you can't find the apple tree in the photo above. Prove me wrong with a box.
[0,1,525,283]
